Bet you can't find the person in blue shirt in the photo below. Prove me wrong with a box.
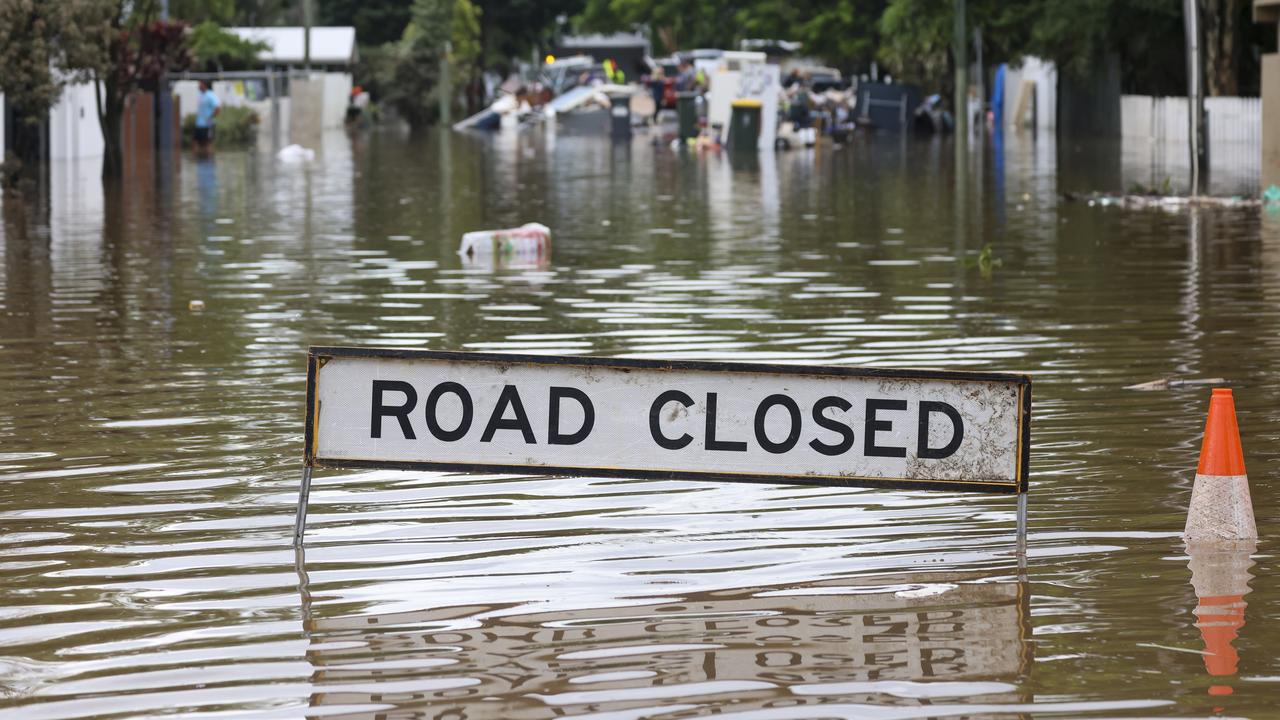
[194,80,221,153]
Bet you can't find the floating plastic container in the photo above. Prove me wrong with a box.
[458,223,551,260]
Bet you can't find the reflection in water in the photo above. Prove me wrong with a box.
[196,157,218,223]
[301,566,1031,719]
[1,128,1278,718]
[1185,539,1255,701]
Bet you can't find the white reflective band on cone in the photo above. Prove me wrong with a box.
[1184,474,1257,541]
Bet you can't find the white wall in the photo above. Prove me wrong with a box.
[250,96,290,150]
[289,76,325,147]
[49,82,105,160]
[1120,94,1261,194]
[320,72,352,129]
[736,63,780,151]
[176,78,293,147]
[174,79,255,119]
[707,70,741,134]
[1002,57,1056,132]
[173,80,201,119]
[290,72,352,146]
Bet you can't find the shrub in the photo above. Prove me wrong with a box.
[181,105,260,148]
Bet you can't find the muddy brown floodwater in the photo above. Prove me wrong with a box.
[1,128,1277,719]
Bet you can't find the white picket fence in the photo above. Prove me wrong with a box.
[1121,95,1260,194]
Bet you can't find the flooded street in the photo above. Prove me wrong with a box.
[2,128,1278,719]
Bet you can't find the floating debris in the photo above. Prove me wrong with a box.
[459,223,551,261]
[1065,192,1260,210]
[1124,377,1228,391]
[188,299,206,312]
[961,244,1002,277]
[276,144,315,163]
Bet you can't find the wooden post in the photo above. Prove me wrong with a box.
[1256,0,1280,189]
[303,0,313,71]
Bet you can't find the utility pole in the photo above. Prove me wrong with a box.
[157,0,174,164]
[1184,0,1207,195]
[953,0,969,149]
[953,0,969,275]
[973,26,984,127]
[439,41,453,126]
[303,0,313,72]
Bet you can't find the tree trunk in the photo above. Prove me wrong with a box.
[1200,0,1241,96]
[657,27,677,55]
[97,78,125,179]
[8,116,44,166]
[474,5,488,115]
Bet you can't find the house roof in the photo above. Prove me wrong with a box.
[560,33,650,51]
[226,27,357,66]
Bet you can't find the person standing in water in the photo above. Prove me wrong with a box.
[194,80,221,155]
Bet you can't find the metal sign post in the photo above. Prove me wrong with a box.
[293,466,312,547]
[295,348,1031,548]
[1017,492,1029,574]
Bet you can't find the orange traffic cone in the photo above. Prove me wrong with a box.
[1184,388,1257,541]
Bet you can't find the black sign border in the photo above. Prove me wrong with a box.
[305,346,1031,495]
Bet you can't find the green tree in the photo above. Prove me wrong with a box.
[578,0,884,69]
[374,0,481,132]
[875,0,1188,96]
[64,0,192,178]
[1201,0,1245,96]
[877,0,953,87]
[169,0,294,25]
[0,0,84,178]
[473,0,581,69]
[319,0,413,47]
[168,0,236,23]
[736,0,885,70]
[190,19,270,70]
[577,0,738,54]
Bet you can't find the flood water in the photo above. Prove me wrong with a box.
[1,127,1278,719]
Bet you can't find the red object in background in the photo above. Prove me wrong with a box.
[662,78,677,109]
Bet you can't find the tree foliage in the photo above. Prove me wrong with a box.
[0,0,94,167]
[473,0,579,70]
[736,0,885,70]
[371,0,482,132]
[168,0,237,24]
[577,0,737,54]
[170,0,291,26]
[877,0,951,87]
[320,0,413,47]
[573,0,1259,97]
[189,19,269,70]
[61,0,192,177]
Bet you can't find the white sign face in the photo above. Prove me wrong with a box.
[306,349,1030,493]
[737,62,780,150]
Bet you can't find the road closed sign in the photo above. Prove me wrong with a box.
[305,347,1030,494]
